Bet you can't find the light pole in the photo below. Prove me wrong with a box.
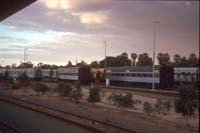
[152,21,159,90]
[24,48,28,63]
[103,41,107,70]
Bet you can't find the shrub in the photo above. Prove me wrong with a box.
[143,102,153,116]
[11,83,19,90]
[70,81,82,103]
[57,82,72,97]
[108,93,134,110]
[155,98,164,114]
[32,83,50,94]
[135,99,142,105]
[87,86,101,103]
[174,84,198,127]
[163,100,172,112]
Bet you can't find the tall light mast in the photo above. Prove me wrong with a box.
[24,48,28,63]
[152,21,159,90]
[103,41,107,70]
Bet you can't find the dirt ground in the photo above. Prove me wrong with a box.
[8,84,199,133]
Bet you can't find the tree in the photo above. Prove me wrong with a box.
[174,84,198,127]
[179,57,188,67]
[157,53,170,66]
[90,61,99,68]
[66,61,73,67]
[188,53,199,67]
[131,53,137,67]
[11,64,17,68]
[4,70,9,81]
[5,65,11,68]
[116,52,131,67]
[57,82,72,97]
[17,72,29,87]
[87,86,101,103]
[49,70,53,79]
[96,71,101,82]
[137,53,153,66]
[99,52,131,67]
[18,61,33,68]
[37,62,43,68]
[108,93,134,111]
[77,60,88,67]
[173,54,181,67]
[143,102,153,116]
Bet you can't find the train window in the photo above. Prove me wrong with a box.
[126,73,130,76]
[132,74,135,76]
[121,73,124,76]
[117,73,120,76]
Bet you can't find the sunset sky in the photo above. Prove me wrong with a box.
[0,0,199,66]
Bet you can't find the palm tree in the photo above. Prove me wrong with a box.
[131,53,137,67]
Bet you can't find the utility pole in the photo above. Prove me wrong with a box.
[24,48,27,63]
[131,53,133,67]
[152,21,159,90]
[103,41,107,70]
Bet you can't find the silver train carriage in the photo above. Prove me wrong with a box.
[106,66,174,89]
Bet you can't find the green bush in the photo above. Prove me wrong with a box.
[57,82,72,97]
[108,93,134,110]
[143,102,153,116]
[163,100,172,112]
[70,81,82,103]
[32,83,50,94]
[155,98,164,114]
[87,86,101,103]
[11,83,19,90]
[174,84,198,127]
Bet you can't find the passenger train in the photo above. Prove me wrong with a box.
[0,66,199,89]
[106,66,174,89]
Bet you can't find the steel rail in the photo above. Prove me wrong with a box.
[0,93,139,133]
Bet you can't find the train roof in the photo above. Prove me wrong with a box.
[57,66,91,69]
[106,66,160,71]
[174,67,199,70]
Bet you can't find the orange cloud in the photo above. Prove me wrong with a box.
[40,0,73,10]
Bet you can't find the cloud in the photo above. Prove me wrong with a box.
[40,0,111,24]
[40,0,112,11]
[40,0,73,10]
[0,36,29,43]
[74,12,107,24]
[0,1,199,66]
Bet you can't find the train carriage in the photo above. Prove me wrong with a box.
[174,67,199,83]
[106,66,174,89]
[8,68,36,79]
[57,67,90,84]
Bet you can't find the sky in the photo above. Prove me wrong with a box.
[0,0,199,66]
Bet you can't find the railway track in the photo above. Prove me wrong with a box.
[0,119,23,133]
[0,93,138,133]
[98,85,178,97]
